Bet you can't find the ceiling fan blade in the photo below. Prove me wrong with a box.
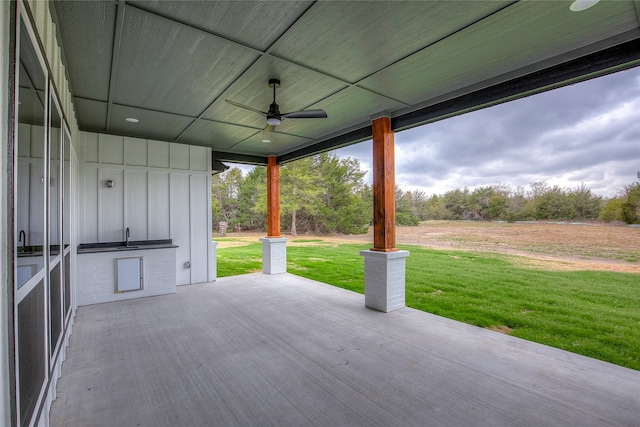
[282,109,327,119]
[262,124,275,134]
[225,99,267,116]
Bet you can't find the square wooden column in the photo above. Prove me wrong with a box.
[263,157,286,274]
[266,156,280,237]
[362,116,409,312]
[372,116,397,252]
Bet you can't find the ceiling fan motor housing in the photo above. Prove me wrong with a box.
[267,79,283,125]
[225,78,326,129]
[267,102,282,125]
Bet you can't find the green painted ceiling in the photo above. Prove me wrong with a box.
[52,0,640,164]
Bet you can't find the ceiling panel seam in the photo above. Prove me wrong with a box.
[223,131,261,150]
[73,95,108,105]
[173,55,264,141]
[633,0,640,23]
[187,118,263,132]
[126,1,264,55]
[105,0,127,132]
[128,0,405,117]
[124,0,268,142]
[170,2,330,145]
[224,128,314,152]
[129,0,409,111]
[350,1,519,86]
[77,127,206,148]
[260,2,519,109]
[265,52,410,107]
[260,0,318,56]
[166,0,322,142]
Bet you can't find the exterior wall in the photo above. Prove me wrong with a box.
[25,0,78,143]
[77,248,177,306]
[6,2,81,426]
[76,132,214,286]
[1,2,15,425]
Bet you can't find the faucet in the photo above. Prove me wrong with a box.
[19,230,26,248]
[125,227,130,246]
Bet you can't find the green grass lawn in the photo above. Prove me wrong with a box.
[217,242,640,371]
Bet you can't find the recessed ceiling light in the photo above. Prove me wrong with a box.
[570,0,599,12]
[261,139,271,143]
[125,117,139,123]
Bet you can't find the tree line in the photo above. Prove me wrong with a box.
[212,155,640,234]
[212,153,371,235]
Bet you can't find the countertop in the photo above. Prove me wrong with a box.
[77,239,178,254]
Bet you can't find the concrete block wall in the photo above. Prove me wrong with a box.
[77,248,177,306]
[360,250,410,312]
[260,238,287,274]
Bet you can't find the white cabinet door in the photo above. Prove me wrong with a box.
[116,257,142,292]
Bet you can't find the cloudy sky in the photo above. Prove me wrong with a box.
[334,67,640,198]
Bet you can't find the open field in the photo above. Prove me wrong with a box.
[216,221,640,273]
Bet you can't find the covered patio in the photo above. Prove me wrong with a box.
[4,1,640,425]
[50,274,640,426]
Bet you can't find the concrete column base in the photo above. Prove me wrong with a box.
[260,237,287,274]
[360,249,410,312]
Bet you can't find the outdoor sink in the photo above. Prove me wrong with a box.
[17,245,44,256]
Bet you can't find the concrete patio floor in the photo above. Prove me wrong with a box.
[50,273,640,426]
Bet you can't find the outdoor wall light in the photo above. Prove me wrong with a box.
[106,179,114,188]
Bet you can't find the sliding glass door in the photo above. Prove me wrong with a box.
[14,9,74,427]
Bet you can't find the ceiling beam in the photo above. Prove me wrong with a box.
[278,126,372,164]
[392,37,640,132]
[212,151,268,166]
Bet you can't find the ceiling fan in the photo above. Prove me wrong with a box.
[225,79,327,133]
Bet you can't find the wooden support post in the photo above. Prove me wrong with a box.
[372,116,397,252]
[266,156,280,237]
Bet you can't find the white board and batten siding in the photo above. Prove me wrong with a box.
[78,132,214,285]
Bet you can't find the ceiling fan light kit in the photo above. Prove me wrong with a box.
[226,79,327,133]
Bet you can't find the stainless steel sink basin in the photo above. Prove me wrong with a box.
[77,240,174,254]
